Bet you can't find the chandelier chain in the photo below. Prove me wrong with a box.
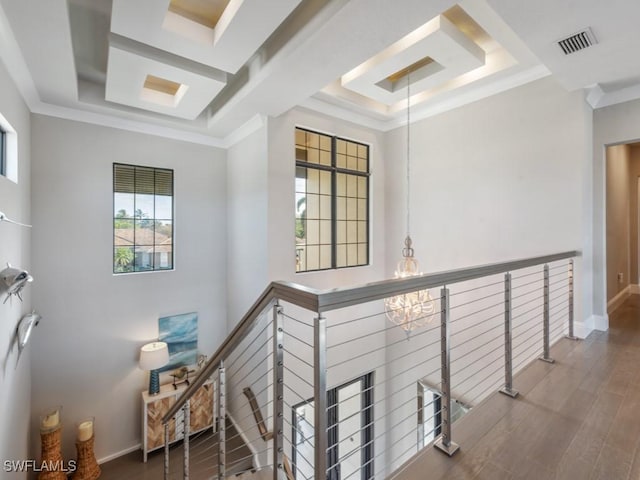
[406,68,411,238]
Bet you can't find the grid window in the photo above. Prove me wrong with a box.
[113,163,174,274]
[0,128,5,177]
[295,127,369,272]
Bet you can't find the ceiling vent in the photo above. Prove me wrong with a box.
[558,28,597,55]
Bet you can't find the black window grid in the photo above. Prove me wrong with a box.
[295,127,370,273]
[113,163,174,274]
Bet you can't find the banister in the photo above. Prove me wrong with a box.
[162,249,579,424]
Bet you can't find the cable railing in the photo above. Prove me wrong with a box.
[160,250,579,479]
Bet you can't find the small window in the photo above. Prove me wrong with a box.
[113,163,174,274]
[295,127,370,272]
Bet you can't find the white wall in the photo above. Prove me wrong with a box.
[383,76,593,470]
[385,76,592,327]
[594,98,640,324]
[226,124,269,326]
[30,115,227,462]
[0,57,32,478]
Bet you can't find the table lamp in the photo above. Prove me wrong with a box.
[139,342,169,395]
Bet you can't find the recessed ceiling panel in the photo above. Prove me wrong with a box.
[111,0,303,73]
[105,45,226,120]
[341,14,485,105]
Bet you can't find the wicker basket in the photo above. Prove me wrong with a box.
[72,435,101,480]
[38,427,67,480]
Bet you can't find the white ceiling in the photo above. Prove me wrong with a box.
[0,0,638,146]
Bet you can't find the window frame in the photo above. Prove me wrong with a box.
[112,163,175,274]
[291,372,374,479]
[295,127,371,273]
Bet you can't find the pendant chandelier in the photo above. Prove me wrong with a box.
[384,68,436,336]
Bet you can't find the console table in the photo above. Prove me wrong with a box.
[141,381,214,462]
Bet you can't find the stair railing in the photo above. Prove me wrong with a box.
[162,250,579,479]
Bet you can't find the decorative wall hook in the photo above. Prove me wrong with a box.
[17,311,40,353]
[0,211,32,228]
[1,263,33,303]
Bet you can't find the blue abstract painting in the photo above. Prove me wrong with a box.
[158,312,198,372]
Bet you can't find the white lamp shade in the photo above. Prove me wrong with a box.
[139,342,169,370]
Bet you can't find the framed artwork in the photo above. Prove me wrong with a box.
[158,312,198,372]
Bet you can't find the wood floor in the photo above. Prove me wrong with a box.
[393,294,640,480]
[101,295,640,479]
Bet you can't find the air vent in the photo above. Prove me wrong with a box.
[558,28,597,55]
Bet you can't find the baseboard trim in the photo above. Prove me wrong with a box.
[630,284,640,295]
[98,444,140,465]
[608,285,631,314]
[575,314,609,338]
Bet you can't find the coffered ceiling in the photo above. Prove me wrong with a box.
[0,0,639,145]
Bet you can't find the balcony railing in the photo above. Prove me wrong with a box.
[160,250,579,479]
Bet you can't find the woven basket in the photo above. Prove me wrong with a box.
[38,427,67,480]
[72,436,101,480]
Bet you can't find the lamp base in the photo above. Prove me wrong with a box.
[149,369,161,395]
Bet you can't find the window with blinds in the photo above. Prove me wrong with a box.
[113,163,174,273]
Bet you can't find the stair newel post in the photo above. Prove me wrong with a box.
[434,286,459,456]
[218,360,226,479]
[314,313,328,479]
[183,400,190,480]
[499,273,518,398]
[163,423,170,480]
[273,302,284,478]
[566,259,579,341]
[539,264,555,363]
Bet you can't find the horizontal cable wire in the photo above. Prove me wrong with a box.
[449,278,504,296]
[227,334,272,383]
[510,284,543,300]
[227,360,273,397]
[514,322,543,349]
[449,299,504,323]
[548,262,570,271]
[282,312,313,328]
[468,375,505,407]
[455,350,503,395]
[286,330,313,349]
[452,325,504,364]
[284,347,314,370]
[328,318,440,350]
[450,312,504,350]
[448,289,504,310]
[512,303,542,323]
[549,277,570,289]
[513,316,542,340]
[512,294,544,311]
[284,365,315,390]
[225,320,271,372]
[325,308,391,329]
[328,322,441,370]
[511,277,543,290]
[453,339,505,377]
[511,269,543,280]
[459,358,505,401]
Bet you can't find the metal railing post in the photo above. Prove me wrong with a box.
[434,287,459,456]
[314,314,328,478]
[566,259,579,341]
[164,423,170,480]
[183,400,190,480]
[539,264,555,363]
[500,273,518,398]
[218,361,226,479]
[273,303,284,478]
